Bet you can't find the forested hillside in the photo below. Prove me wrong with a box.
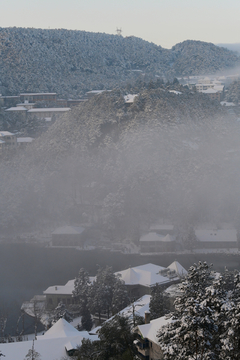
[0,27,239,97]
[1,87,239,239]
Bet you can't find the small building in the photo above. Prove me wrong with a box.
[20,92,57,103]
[51,225,85,247]
[195,228,237,249]
[0,131,17,147]
[116,262,184,300]
[17,137,34,148]
[139,232,176,253]
[27,107,70,120]
[135,315,173,360]
[44,279,76,310]
[124,94,138,105]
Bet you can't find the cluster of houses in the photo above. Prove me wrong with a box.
[180,74,239,102]
[49,221,239,254]
[14,261,187,360]
[0,130,34,155]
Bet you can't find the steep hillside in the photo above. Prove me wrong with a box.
[0,28,239,97]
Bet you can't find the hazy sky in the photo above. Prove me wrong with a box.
[0,0,239,48]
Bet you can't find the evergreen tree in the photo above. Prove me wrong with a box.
[158,262,220,360]
[96,315,137,360]
[24,340,41,360]
[51,302,73,324]
[149,284,169,319]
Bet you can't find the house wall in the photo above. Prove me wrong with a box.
[45,293,76,310]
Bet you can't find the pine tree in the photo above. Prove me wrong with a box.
[149,284,169,319]
[24,340,41,360]
[158,262,220,360]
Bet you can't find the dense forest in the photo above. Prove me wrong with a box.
[0,27,239,96]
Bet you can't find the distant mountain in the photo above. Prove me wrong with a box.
[0,28,239,97]
[217,43,240,55]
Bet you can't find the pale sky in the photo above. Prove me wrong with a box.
[0,0,239,48]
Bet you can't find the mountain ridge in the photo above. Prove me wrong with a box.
[0,27,239,97]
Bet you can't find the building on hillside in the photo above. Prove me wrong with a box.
[17,137,34,148]
[199,88,223,101]
[0,131,17,148]
[124,94,138,105]
[134,315,173,360]
[16,100,35,110]
[51,225,85,247]
[0,318,98,360]
[20,92,57,103]
[0,95,20,107]
[27,107,70,121]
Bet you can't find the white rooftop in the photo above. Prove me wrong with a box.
[91,294,151,334]
[5,106,28,111]
[195,229,237,243]
[0,131,14,136]
[137,315,173,344]
[28,107,70,113]
[124,94,138,103]
[0,318,98,360]
[17,137,34,143]
[20,92,57,96]
[167,261,187,277]
[115,263,175,287]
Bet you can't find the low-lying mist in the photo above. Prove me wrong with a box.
[1,89,239,239]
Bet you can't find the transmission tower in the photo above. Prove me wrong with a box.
[116,27,122,36]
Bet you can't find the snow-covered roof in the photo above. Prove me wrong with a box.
[124,94,138,103]
[20,92,57,96]
[137,316,173,344]
[43,281,75,295]
[17,137,34,143]
[220,101,236,106]
[169,90,182,95]
[200,88,220,94]
[43,277,95,295]
[5,106,28,111]
[39,318,80,339]
[139,232,175,242]
[0,139,5,144]
[167,261,187,277]
[195,229,237,242]
[115,263,174,287]
[91,295,151,334]
[28,107,70,113]
[52,225,85,235]
[0,319,98,360]
[0,131,14,136]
